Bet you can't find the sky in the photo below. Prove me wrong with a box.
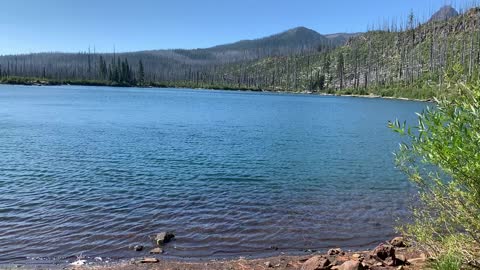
[0,0,475,55]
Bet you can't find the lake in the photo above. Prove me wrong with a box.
[0,85,426,264]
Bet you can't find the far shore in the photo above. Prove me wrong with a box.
[0,79,434,103]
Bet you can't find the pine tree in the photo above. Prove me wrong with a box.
[138,60,145,84]
[99,56,107,79]
[336,52,345,89]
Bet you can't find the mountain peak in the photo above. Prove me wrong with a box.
[285,26,317,34]
[429,5,459,22]
[278,26,323,39]
[211,26,327,52]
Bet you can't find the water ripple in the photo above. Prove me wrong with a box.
[0,85,426,264]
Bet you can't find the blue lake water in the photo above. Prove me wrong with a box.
[0,85,426,264]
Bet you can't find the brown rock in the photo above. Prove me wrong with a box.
[149,247,163,254]
[328,248,344,256]
[384,257,395,266]
[139,257,159,263]
[364,258,379,266]
[371,244,395,260]
[338,260,365,270]
[302,256,331,270]
[390,237,406,247]
[395,254,408,265]
[352,254,363,260]
[333,256,350,266]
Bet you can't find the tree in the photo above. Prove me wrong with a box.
[389,76,480,268]
[99,56,107,79]
[336,52,344,89]
[138,60,145,84]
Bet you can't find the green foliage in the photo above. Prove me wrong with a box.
[429,252,463,270]
[389,79,480,268]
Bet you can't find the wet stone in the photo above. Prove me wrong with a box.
[149,247,163,254]
[155,232,175,245]
[140,257,159,263]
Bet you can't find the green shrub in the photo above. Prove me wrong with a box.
[389,79,480,268]
[430,253,462,270]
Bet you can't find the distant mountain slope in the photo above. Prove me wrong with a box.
[428,5,459,22]
[325,33,361,45]
[214,6,480,99]
[144,26,345,64]
[210,27,330,51]
[0,26,352,81]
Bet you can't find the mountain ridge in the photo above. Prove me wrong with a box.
[428,5,459,22]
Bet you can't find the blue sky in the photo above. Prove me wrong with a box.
[0,0,474,55]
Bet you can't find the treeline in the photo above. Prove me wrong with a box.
[0,27,344,87]
[1,5,480,100]
[216,6,480,99]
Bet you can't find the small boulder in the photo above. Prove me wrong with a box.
[352,254,362,260]
[149,247,163,254]
[301,256,331,270]
[395,254,408,265]
[265,261,273,268]
[133,245,143,251]
[327,248,344,256]
[371,244,395,260]
[390,237,406,247]
[338,260,365,270]
[155,232,175,245]
[384,257,395,266]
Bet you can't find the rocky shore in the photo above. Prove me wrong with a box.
[56,236,427,270]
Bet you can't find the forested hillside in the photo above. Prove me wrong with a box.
[216,6,480,99]
[1,5,479,100]
[0,27,348,85]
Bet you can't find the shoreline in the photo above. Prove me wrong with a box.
[0,238,427,270]
[0,80,433,103]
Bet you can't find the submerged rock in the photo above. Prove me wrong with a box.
[149,247,163,254]
[155,232,175,245]
[301,255,331,270]
[133,245,144,251]
[70,259,87,266]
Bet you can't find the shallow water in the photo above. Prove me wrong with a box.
[0,85,426,264]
